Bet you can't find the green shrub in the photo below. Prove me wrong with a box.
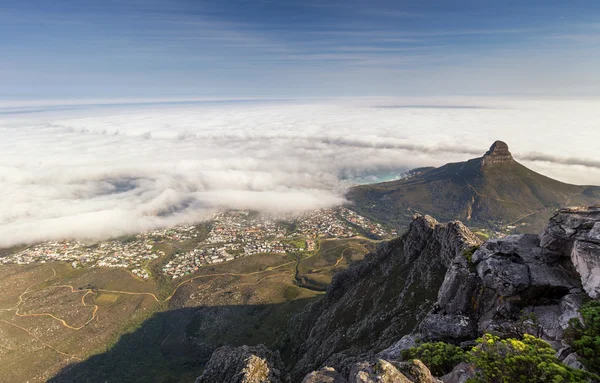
[401,342,467,376]
[565,301,600,374]
[462,246,479,264]
[467,333,596,383]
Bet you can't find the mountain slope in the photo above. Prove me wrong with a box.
[279,215,481,381]
[347,141,600,233]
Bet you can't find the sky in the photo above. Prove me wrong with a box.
[1,0,600,99]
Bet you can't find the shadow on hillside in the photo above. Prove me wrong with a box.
[48,298,316,383]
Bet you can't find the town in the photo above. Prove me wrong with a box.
[0,207,394,279]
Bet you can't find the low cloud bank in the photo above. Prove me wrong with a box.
[1,98,599,246]
[520,153,600,169]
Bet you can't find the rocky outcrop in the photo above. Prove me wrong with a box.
[540,206,600,298]
[440,363,475,383]
[300,359,440,383]
[195,344,289,383]
[376,334,419,361]
[285,206,600,381]
[419,207,600,346]
[396,360,441,383]
[349,360,413,383]
[281,215,481,381]
[302,367,347,383]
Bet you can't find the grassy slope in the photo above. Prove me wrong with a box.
[296,238,375,291]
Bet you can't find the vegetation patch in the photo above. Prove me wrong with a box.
[401,341,467,376]
[468,333,598,383]
[565,300,600,375]
[462,246,479,263]
[283,285,301,301]
[96,293,120,303]
[406,333,599,383]
[462,245,480,272]
[472,231,490,241]
[148,243,176,300]
[283,238,307,250]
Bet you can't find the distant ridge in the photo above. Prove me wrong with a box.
[347,141,600,234]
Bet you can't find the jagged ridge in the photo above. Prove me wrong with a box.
[280,215,480,381]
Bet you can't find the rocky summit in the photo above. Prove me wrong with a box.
[196,206,600,382]
[480,140,514,167]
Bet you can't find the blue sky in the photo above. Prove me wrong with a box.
[1,0,600,100]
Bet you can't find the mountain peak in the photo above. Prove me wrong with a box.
[481,140,513,166]
[484,140,511,157]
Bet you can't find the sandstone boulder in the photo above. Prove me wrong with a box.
[302,367,347,383]
[195,344,288,383]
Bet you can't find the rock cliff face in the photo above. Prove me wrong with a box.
[417,207,598,348]
[281,215,481,381]
[197,207,600,383]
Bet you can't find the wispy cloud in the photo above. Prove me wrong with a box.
[2,1,600,98]
[519,153,600,169]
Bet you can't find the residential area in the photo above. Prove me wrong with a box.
[1,207,394,279]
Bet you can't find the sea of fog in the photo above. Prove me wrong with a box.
[1,97,599,247]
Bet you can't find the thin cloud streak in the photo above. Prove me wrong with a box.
[520,153,600,170]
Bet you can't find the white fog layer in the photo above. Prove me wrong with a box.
[1,98,599,247]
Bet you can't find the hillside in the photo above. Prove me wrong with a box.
[347,141,600,234]
[196,206,600,382]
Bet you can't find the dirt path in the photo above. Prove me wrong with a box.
[3,260,299,332]
[0,268,57,311]
[503,208,549,228]
[13,286,98,330]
